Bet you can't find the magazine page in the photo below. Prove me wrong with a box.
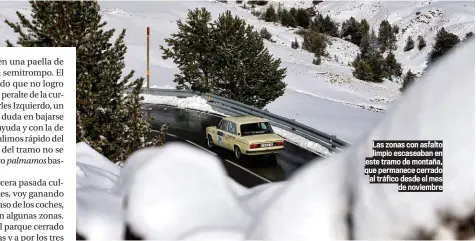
[0,1,474,240]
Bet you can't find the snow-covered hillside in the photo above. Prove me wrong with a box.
[0,1,472,143]
[313,1,475,74]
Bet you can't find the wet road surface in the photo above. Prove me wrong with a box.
[144,104,323,187]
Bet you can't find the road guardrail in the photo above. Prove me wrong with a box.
[141,88,350,152]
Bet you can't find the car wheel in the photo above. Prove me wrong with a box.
[206,135,214,149]
[234,146,242,160]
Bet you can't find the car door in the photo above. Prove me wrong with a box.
[225,121,238,150]
[216,120,228,148]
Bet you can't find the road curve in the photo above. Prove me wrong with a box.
[144,104,323,188]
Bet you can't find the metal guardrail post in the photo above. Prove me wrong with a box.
[146,27,150,92]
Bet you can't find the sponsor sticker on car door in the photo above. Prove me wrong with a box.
[217,132,223,145]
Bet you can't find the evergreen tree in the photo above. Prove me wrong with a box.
[341,17,359,44]
[263,4,278,22]
[369,28,378,49]
[352,28,399,83]
[260,27,273,41]
[309,16,322,32]
[160,8,213,92]
[302,29,327,58]
[428,27,460,64]
[365,48,385,82]
[276,4,284,21]
[417,35,426,50]
[359,19,370,35]
[295,8,310,28]
[289,7,297,19]
[352,58,373,81]
[291,38,300,49]
[280,8,297,28]
[341,18,369,46]
[323,15,339,37]
[404,36,415,52]
[393,24,400,34]
[5,1,166,162]
[359,31,371,56]
[377,20,397,52]
[400,69,417,92]
[311,13,339,37]
[384,52,402,78]
[161,9,287,108]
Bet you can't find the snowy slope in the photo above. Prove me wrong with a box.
[314,1,475,74]
[0,1,472,143]
[77,39,475,240]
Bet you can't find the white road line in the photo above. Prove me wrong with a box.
[185,140,272,183]
[185,139,217,156]
[166,133,178,138]
[151,129,178,138]
[184,140,272,184]
[222,159,272,183]
[151,129,271,183]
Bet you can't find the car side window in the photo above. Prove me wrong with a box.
[228,122,237,135]
[218,120,228,132]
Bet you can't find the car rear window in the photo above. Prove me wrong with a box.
[240,122,273,136]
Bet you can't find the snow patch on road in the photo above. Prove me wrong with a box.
[272,127,332,157]
[141,94,222,115]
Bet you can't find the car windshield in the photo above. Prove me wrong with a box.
[240,122,273,136]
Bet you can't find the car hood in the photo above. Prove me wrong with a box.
[242,134,283,143]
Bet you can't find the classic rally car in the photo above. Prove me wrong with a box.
[205,116,285,160]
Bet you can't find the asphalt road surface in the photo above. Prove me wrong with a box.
[144,104,323,188]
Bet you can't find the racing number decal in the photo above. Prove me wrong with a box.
[217,131,224,145]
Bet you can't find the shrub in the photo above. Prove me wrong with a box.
[417,35,426,50]
[291,38,300,49]
[404,36,415,52]
[260,27,273,41]
[262,4,278,22]
[428,27,460,64]
[400,70,417,92]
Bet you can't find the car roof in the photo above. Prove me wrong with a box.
[223,115,269,125]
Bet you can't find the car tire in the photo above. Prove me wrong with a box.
[206,135,214,149]
[234,146,242,160]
